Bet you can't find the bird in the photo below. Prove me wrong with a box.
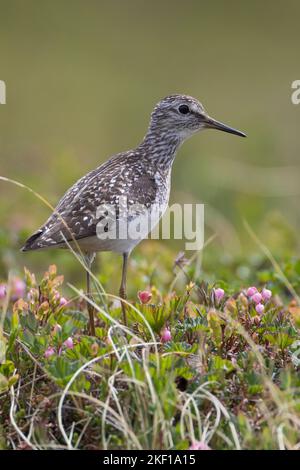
[21,94,246,334]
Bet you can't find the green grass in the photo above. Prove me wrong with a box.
[1,244,300,450]
[0,176,299,450]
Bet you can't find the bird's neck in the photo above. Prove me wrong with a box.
[139,127,183,170]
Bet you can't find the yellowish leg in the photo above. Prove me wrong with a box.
[86,253,96,336]
[119,252,129,326]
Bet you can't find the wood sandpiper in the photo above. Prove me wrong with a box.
[22,94,246,334]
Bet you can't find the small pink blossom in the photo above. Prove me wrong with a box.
[64,337,74,349]
[0,284,6,300]
[53,324,62,334]
[251,292,262,304]
[13,279,26,299]
[54,291,60,301]
[189,440,211,450]
[138,290,152,304]
[59,297,68,307]
[44,347,55,359]
[255,303,265,314]
[161,327,172,343]
[262,288,272,301]
[214,288,224,302]
[247,286,257,297]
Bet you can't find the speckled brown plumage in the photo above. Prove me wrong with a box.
[22,150,171,252]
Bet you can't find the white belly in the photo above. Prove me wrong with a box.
[77,199,169,253]
[78,172,171,254]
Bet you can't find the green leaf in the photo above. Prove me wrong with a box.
[210,355,236,373]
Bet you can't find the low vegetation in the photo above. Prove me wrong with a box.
[1,250,300,450]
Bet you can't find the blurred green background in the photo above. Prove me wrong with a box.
[0,0,299,289]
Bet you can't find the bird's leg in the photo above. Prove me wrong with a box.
[85,252,96,336]
[119,252,129,326]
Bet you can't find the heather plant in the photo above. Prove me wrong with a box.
[1,251,300,450]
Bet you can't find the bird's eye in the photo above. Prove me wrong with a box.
[178,104,190,115]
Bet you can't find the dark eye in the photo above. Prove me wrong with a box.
[178,104,190,115]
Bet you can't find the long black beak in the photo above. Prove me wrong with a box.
[204,115,246,138]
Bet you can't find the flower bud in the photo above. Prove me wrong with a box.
[161,327,172,343]
[138,290,152,304]
[13,279,26,299]
[255,303,264,314]
[247,286,257,297]
[262,288,272,301]
[64,337,74,349]
[189,441,211,450]
[0,284,6,300]
[53,324,62,334]
[251,292,262,304]
[214,288,224,302]
[44,347,55,359]
[59,297,68,307]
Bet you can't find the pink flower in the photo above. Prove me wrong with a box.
[189,441,211,450]
[255,303,264,314]
[53,324,62,334]
[214,288,224,302]
[59,297,68,307]
[161,327,172,343]
[54,291,60,301]
[247,286,257,297]
[13,279,26,299]
[138,290,152,304]
[262,288,272,301]
[251,292,262,304]
[0,284,6,300]
[44,347,55,359]
[64,337,74,349]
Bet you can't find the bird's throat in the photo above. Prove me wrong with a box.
[139,128,182,169]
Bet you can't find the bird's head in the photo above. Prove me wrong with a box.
[149,94,246,141]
